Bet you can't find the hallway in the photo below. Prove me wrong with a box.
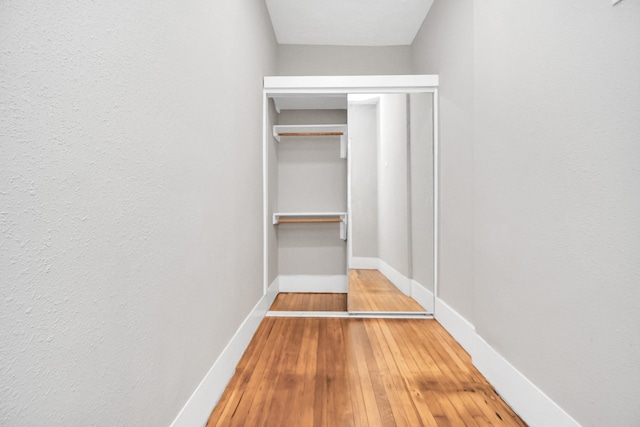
[3,1,638,425]
[207,312,526,426]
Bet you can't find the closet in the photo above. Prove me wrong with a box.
[268,103,350,293]
[263,75,439,315]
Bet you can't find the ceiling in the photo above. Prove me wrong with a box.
[265,0,434,46]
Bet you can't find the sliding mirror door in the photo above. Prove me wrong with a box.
[347,92,434,314]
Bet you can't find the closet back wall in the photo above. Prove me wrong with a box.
[277,110,348,277]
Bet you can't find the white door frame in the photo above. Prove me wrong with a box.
[262,75,440,311]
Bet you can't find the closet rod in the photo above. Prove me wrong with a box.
[278,132,344,137]
[277,218,342,223]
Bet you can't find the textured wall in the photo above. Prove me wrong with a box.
[0,0,276,424]
[278,45,412,76]
[411,0,475,320]
[473,1,640,425]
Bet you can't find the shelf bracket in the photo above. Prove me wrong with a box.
[340,135,347,159]
[339,213,347,240]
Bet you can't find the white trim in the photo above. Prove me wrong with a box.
[474,337,581,427]
[434,297,477,355]
[347,136,353,263]
[170,280,278,427]
[264,75,439,93]
[378,259,411,295]
[278,275,348,293]
[432,89,439,303]
[262,75,440,310]
[410,279,434,312]
[263,92,269,295]
[267,311,350,318]
[349,256,380,270]
[269,276,280,293]
[433,298,581,427]
[273,124,347,143]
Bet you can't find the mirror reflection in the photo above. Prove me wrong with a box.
[347,93,434,314]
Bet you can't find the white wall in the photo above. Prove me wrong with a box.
[473,1,640,425]
[408,93,434,291]
[414,0,640,425]
[348,103,379,258]
[377,94,410,277]
[0,1,276,425]
[278,45,412,76]
[412,0,475,320]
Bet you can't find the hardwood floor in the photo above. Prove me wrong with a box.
[270,293,348,312]
[207,317,526,426]
[348,269,427,313]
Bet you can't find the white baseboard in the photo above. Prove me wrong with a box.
[378,259,411,295]
[473,336,581,427]
[170,280,279,427]
[434,297,580,427]
[434,297,477,355]
[349,256,380,269]
[278,275,348,293]
[410,280,434,312]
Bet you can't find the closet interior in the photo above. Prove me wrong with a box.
[263,76,439,316]
[268,98,349,294]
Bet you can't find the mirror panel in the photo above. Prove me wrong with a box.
[347,93,433,314]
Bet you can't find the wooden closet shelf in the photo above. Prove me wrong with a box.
[278,132,344,137]
[272,212,348,240]
[272,125,348,159]
[277,218,342,223]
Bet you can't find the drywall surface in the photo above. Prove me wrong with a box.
[348,104,379,258]
[409,93,434,290]
[377,94,410,277]
[0,0,276,425]
[277,110,348,275]
[278,45,412,76]
[267,99,279,286]
[473,1,640,425]
[412,0,475,320]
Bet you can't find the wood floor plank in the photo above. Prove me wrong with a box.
[348,320,386,426]
[365,319,429,427]
[327,318,355,427]
[376,319,459,426]
[264,317,308,427]
[292,317,318,425]
[208,318,527,427]
[343,321,370,427]
[426,322,528,426]
[270,292,348,312]
[348,269,426,313]
[401,322,482,426]
[313,319,330,427]
[206,318,277,426]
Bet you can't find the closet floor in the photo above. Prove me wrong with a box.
[207,317,526,426]
[270,293,348,312]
